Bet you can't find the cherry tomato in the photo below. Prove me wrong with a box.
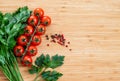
[14,45,24,57]
[41,16,51,26]
[36,25,46,35]
[21,55,32,66]
[34,8,44,18]
[28,15,38,26]
[27,45,37,56]
[31,35,41,46]
[24,25,34,36]
[17,35,28,46]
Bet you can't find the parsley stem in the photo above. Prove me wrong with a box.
[34,67,47,81]
[34,73,40,81]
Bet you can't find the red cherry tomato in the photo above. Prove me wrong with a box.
[36,25,46,35]
[17,35,28,46]
[28,15,38,26]
[31,35,41,46]
[34,8,44,18]
[41,16,51,26]
[21,55,32,66]
[14,45,24,57]
[24,25,34,36]
[27,45,37,56]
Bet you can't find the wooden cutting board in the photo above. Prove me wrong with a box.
[0,0,120,81]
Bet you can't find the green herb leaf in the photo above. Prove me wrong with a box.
[29,65,39,74]
[42,71,63,81]
[3,13,13,25]
[8,37,16,49]
[0,30,4,35]
[35,54,64,69]
[0,11,3,27]
[9,23,22,35]
[43,54,51,67]
[35,54,45,67]
[13,6,31,23]
[49,55,65,69]
[0,35,7,46]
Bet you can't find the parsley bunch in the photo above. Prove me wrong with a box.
[29,54,65,81]
[0,6,31,81]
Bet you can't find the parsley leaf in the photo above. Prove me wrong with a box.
[0,11,3,26]
[29,65,39,74]
[13,6,32,23]
[49,54,65,69]
[42,71,63,81]
[35,54,64,69]
[43,54,51,67]
[35,54,45,67]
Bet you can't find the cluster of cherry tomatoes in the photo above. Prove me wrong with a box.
[13,8,51,66]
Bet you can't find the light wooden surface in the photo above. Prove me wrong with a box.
[0,0,120,81]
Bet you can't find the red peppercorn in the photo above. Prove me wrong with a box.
[68,42,70,44]
[69,49,72,51]
[47,44,49,46]
[66,45,68,47]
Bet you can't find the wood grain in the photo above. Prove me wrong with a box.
[0,0,120,81]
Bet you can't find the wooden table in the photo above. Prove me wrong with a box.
[0,0,120,81]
